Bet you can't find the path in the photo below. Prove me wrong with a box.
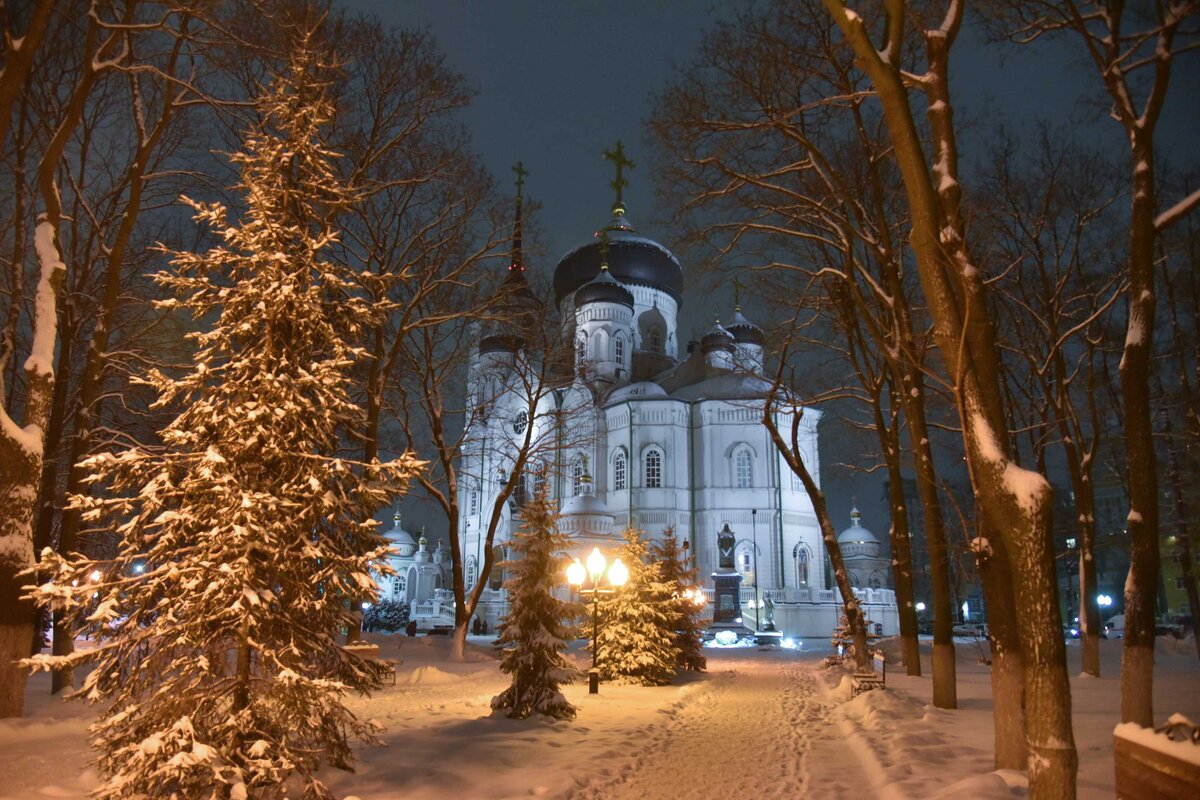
[566,649,869,800]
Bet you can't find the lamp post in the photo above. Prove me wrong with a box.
[751,508,759,631]
[567,547,628,694]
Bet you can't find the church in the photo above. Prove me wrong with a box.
[439,151,896,640]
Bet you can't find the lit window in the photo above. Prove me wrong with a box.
[1066,537,1076,550]
[614,450,627,491]
[794,544,809,586]
[572,457,585,496]
[735,449,753,488]
[644,448,663,488]
[739,549,752,573]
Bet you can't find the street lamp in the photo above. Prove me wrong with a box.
[751,508,759,631]
[567,547,628,694]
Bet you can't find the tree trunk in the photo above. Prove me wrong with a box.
[1161,401,1200,659]
[1120,138,1160,727]
[822,5,1076,793]
[879,400,920,676]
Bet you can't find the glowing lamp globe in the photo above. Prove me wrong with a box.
[566,558,586,587]
[586,547,606,579]
[608,558,629,587]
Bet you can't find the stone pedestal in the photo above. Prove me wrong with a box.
[708,571,752,638]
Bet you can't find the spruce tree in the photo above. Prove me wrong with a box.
[590,528,678,686]
[651,531,707,673]
[491,484,579,720]
[26,42,419,800]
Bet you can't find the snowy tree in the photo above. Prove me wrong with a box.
[590,528,678,686]
[491,480,579,721]
[23,40,419,800]
[650,531,706,673]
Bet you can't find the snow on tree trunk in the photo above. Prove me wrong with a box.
[589,528,680,685]
[22,43,419,798]
[0,217,66,719]
[491,485,579,720]
[823,4,1077,794]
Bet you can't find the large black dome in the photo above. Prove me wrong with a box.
[554,231,683,308]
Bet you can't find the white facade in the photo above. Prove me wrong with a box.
[454,208,897,639]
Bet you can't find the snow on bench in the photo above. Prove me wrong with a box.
[850,650,886,697]
[1114,714,1200,799]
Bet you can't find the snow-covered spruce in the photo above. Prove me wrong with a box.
[589,528,679,686]
[24,45,419,800]
[491,485,580,720]
[651,530,706,673]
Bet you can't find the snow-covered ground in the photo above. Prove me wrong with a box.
[2,634,1196,799]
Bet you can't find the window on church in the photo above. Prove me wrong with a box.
[613,450,627,491]
[649,328,663,353]
[739,549,752,573]
[735,448,753,488]
[572,456,585,496]
[466,556,477,589]
[469,488,478,515]
[396,573,407,596]
[644,448,663,488]
[793,544,809,586]
[615,336,625,365]
[489,546,505,590]
[532,466,546,499]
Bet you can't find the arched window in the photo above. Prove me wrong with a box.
[489,546,505,590]
[469,486,478,515]
[613,449,628,491]
[575,333,586,366]
[396,573,407,595]
[614,335,626,365]
[869,571,885,589]
[735,448,753,488]
[643,447,663,488]
[466,556,478,589]
[649,327,663,353]
[793,543,810,587]
[738,547,753,574]
[571,456,585,496]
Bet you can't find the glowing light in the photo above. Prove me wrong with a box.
[566,558,586,586]
[915,602,926,612]
[608,558,628,587]
[1097,594,1113,607]
[361,602,371,610]
[586,547,606,579]
[89,570,102,583]
[134,563,145,574]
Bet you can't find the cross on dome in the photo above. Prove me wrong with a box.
[602,140,635,215]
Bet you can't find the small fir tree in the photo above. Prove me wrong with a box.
[590,528,679,686]
[491,484,580,720]
[651,531,707,672]
[26,42,419,800]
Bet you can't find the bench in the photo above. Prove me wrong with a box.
[851,650,886,697]
[343,642,397,686]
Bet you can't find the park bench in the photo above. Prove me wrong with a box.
[1114,715,1200,799]
[851,649,886,697]
[343,641,397,686]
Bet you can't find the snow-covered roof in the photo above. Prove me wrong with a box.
[607,381,668,404]
[669,373,776,402]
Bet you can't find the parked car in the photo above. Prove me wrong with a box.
[1104,614,1125,639]
[952,623,987,638]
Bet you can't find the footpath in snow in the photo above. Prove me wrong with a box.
[1,633,1196,799]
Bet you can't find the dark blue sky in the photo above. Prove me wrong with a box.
[341,0,1197,548]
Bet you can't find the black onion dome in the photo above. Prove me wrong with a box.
[479,333,524,355]
[700,320,735,354]
[726,308,765,345]
[574,266,634,308]
[554,225,683,307]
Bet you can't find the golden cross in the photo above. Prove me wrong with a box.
[602,140,635,208]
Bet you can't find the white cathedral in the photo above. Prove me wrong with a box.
[389,161,897,640]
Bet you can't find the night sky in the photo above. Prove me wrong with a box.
[341,0,1198,547]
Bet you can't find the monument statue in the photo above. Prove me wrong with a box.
[717,523,736,571]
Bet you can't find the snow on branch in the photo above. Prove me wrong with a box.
[1155,187,1200,232]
